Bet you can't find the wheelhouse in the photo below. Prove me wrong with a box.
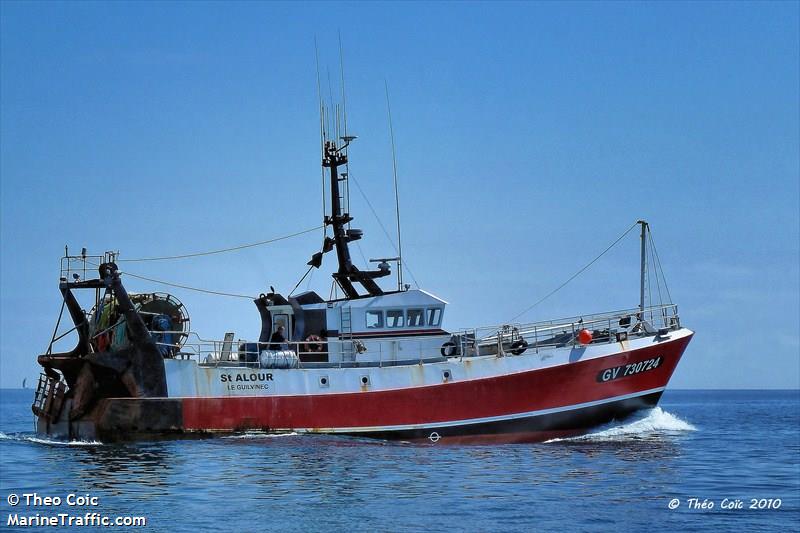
[254,288,449,366]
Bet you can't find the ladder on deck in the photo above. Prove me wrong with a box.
[32,373,66,422]
[219,332,235,361]
[340,306,355,362]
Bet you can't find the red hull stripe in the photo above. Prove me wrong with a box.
[351,389,664,444]
[181,334,691,432]
[301,387,664,432]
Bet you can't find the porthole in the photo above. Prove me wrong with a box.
[319,376,329,388]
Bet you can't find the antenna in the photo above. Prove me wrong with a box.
[337,36,352,228]
[314,37,324,147]
[307,39,391,299]
[314,38,327,239]
[385,79,404,291]
[338,31,349,138]
[326,67,335,140]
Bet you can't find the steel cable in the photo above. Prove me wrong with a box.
[117,225,323,263]
[509,221,640,322]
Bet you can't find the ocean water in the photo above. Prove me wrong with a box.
[1,389,798,532]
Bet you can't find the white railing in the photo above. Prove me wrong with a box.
[163,331,454,369]
[59,251,113,281]
[466,303,680,356]
[153,304,680,369]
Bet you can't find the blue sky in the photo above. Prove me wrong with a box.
[1,1,798,389]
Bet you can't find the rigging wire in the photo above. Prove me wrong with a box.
[305,264,315,291]
[289,235,326,296]
[355,240,370,270]
[120,270,256,299]
[46,298,67,355]
[117,226,323,262]
[384,79,404,291]
[347,174,421,287]
[289,265,314,296]
[649,230,664,309]
[648,230,673,303]
[85,260,256,299]
[314,37,327,241]
[509,221,640,323]
[645,234,653,321]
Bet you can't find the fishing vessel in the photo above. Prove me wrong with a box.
[32,113,692,444]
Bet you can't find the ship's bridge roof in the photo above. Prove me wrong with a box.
[300,289,447,310]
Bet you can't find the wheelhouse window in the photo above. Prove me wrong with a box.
[366,310,384,329]
[407,308,425,327]
[273,314,291,337]
[426,308,442,327]
[386,309,405,328]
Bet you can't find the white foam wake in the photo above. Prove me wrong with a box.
[545,407,696,443]
[0,431,102,446]
[221,431,299,439]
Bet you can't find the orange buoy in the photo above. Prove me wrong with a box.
[578,329,593,345]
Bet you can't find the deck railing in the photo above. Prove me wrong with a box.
[155,303,680,369]
[472,303,680,353]
[59,251,112,282]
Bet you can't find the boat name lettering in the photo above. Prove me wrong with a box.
[596,356,662,383]
[232,383,270,391]
[220,373,274,383]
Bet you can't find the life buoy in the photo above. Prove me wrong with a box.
[440,341,458,357]
[510,339,528,356]
[304,334,323,352]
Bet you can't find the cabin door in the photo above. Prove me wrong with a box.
[272,313,292,339]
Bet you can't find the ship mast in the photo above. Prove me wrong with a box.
[306,45,393,300]
[638,219,648,318]
[308,134,391,299]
